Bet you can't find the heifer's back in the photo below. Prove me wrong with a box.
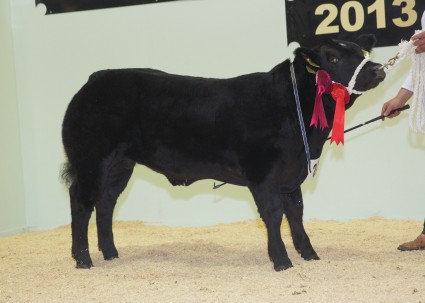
[62,34,385,270]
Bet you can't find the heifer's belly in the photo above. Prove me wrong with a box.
[134,145,247,186]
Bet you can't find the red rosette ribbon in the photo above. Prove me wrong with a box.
[311,70,332,130]
[330,83,350,145]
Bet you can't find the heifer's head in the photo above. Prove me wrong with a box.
[295,34,385,99]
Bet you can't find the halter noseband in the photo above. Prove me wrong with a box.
[346,56,370,95]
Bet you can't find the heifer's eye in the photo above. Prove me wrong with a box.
[330,57,339,64]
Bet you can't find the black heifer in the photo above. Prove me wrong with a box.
[62,35,385,271]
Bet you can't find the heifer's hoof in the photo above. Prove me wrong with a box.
[75,260,93,269]
[104,254,119,261]
[73,252,93,269]
[274,261,293,271]
[302,252,320,261]
[100,246,119,261]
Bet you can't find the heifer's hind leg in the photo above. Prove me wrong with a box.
[249,180,292,271]
[70,181,95,268]
[96,146,135,261]
[283,187,319,261]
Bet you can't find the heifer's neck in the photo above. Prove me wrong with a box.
[290,55,359,159]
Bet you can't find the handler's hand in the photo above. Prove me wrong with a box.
[381,88,412,119]
[412,31,425,54]
[381,98,405,119]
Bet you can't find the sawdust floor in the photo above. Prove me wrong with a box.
[1,217,425,303]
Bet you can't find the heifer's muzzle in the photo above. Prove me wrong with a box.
[346,56,385,94]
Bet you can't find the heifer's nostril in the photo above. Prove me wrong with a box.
[377,69,386,81]
[372,65,386,81]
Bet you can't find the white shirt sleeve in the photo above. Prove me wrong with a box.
[402,73,413,91]
[402,11,425,92]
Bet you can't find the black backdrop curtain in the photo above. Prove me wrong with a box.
[36,0,183,14]
[286,0,425,48]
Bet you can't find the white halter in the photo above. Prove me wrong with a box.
[346,56,370,95]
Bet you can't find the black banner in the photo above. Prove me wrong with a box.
[286,0,425,48]
[36,0,184,14]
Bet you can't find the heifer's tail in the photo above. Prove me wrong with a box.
[60,161,76,187]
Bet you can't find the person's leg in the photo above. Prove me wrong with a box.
[398,219,425,251]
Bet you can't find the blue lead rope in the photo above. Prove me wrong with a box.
[290,62,311,173]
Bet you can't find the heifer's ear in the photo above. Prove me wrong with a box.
[294,47,321,71]
[355,34,377,52]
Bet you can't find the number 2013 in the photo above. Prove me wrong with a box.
[315,0,417,35]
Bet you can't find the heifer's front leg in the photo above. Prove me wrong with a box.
[70,182,94,268]
[282,187,319,261]
[249,182,292,271]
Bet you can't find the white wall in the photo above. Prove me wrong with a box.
[3,0,424,232]
[0,0,26,235]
